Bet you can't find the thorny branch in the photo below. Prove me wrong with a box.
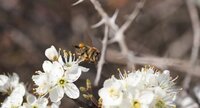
[73,0,145,85]
[94,25,109,85]
[183,0,200,90]
[106,49,200,78]
[88,0,146,85]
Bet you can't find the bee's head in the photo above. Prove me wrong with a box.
[79,43,85,48]
[74,43,84,49]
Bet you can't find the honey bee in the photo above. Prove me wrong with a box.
[74,43,100,63]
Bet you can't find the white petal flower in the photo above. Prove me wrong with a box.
[125,71,143,89]
[32,61,64,95]
[1,83,25,108]
[22,94,48,108]
[151,70,178,108]
[99,76,124,107]
[45,45,59,61]
[33,60,81,102]
[34,46,90,103]
[32,71,51,95]
[0,73,21,94]
[129,90,155,108]
[48,62,80,102]
[1,94,23,108]
[98,67,179,108]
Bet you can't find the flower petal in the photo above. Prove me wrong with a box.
[37,97,48,107]
[10,73,19,88]
[26,94,36,104]
[49,62,64,84]
[79,66,89,72]
[65,69,81,82]
[42,60,53,73]
[12,83,26,96]
[139,91,154,104]
[51,101,61,108]
[45,45,58,61]
[32,71,47,86]
[49,86,64,102]
[0,75,8,86]
[64,83,80,99]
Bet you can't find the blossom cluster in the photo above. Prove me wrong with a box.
[0,73,25,108]
[0,45,179,108]
[32,45,89,103]
[98,67,179,108]
[0,73,59,108]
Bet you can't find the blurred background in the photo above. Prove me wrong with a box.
[0,0,200,107]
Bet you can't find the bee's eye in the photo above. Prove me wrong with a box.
[74,45,79,48]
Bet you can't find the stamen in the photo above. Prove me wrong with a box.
[73,53,76,61]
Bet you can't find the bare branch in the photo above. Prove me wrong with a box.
[82,0,145,85]
[106,49,200,77]
[94,25,109,86]
[90,0,119,31]
[120,0,145,33]
[109,0,145,56]
[183,0,200,89]
[72,0,84,6]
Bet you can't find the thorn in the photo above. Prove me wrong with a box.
[110,9,119,24]
[91,19,105,28]
[72,0,84,6]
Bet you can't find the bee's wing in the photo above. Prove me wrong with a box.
[83,31,93,46]
[83,30,101,50]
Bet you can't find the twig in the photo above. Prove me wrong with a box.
[109,0,145,73]
[94,25,109,85]
[90,0,119,31]
[109,0,146,54]
[119,0,145,33]
[93,0,145,85]
[106,49,200,77]
[183,0,200,89]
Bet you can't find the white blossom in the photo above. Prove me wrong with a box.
[32,61,55,95]
[0,73,21,94]
[98,76,124,107]
[47,61,80,102]
[33,46,89,103]
[127,90,155,108]
[98,67,179,108]
[22,94,48,108]
[1,83,25,108]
